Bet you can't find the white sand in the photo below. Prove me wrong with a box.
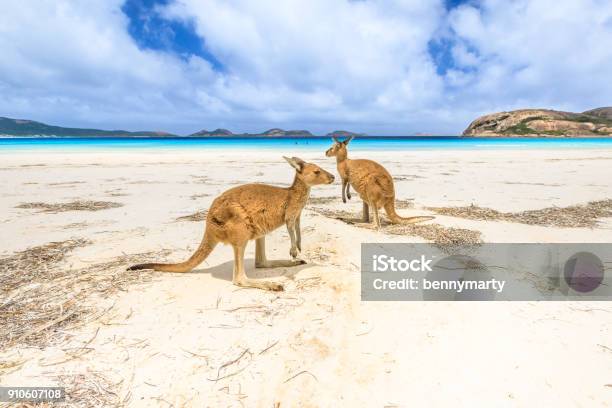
[1,148,611,407]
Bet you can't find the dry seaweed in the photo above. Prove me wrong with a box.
[311,207,482,250]
[63,222,90,230]
[190,193,211,200]
[47,181,86,187]
[190,175,210,184]
[105,189,129,197]
[49,371,128,408]
[395,199,415,209]
[309,196,413,208]
[428,199,612,228]
[386,223,482,249]
[393,174,424,181]
[0,239,89,348]
[0,240,169,350]
[0,239,163,406]
[176,209,208,222]
[15,200,123,213]
[308,196,340,205]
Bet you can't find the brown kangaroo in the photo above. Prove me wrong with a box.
[325,136,433,228]
[128,157,335,291]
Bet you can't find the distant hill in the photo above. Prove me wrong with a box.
[189,128,233,136]
[463,107,612,137]
[326,130,366,138]
[188,128,313,137]
[582,107,612,121]
[260,128,313,137]
[0,117,176,137]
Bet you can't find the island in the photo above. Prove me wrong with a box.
[0,117,176,137]
[189,128,233,137]
[463,107,612,137]
[326,130,366,138]
[188,128,314,137]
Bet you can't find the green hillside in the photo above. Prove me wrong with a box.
[0,117,176,137]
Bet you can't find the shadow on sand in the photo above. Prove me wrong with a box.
[189,257,314,282]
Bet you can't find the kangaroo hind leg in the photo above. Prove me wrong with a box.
[362,201,370,223]
[233,241,283,291]
[365,187,381,229]
[371,203,381,229]
[255,237,305,269]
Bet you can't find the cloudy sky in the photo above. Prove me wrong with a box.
[1,0,611,135]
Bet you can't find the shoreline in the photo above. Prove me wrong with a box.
[3,144,612,156]
[2,147,612,161]
[2,135,612,155]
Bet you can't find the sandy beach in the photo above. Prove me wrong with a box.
[1,148,612,407]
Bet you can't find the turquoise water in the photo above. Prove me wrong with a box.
[1,136,612,151]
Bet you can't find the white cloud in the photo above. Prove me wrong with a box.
[0,0,611,135]
[0,0,220,131]
[446,0,612,113]
[160,0,446,131]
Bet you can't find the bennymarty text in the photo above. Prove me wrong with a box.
[368,254,505,295]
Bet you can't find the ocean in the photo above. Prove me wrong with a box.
[1,136,612,152]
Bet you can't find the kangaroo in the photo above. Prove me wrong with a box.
[325,136,433,228]
[128,157,335,291]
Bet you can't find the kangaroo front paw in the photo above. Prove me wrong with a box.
[342,197,347,204]
[290,247,298,258]
[347,192,352,200]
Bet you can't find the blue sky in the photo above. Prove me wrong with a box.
[1,0,611,135]
[122,0,225,70]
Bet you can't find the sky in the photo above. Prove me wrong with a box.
[1,0,612,135]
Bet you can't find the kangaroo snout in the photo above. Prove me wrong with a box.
[328,173,335,183]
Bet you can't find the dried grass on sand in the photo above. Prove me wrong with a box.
[0,240,168,350]
[385,222,482,248]
[51,372,129,408]
[395,199,415,209]
[0,240,171,407]
[308,196,339,205]
[176,209,208,222]
[312,207,482,250]
[428,199,612,228]
[309,196,414,208]
[15,200,123,213]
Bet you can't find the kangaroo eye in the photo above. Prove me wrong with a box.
[314,170,321,175]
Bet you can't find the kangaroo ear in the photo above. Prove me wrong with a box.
[343,135,354,145]
[332,136,340,144]
[292,156,306,169]
[283,156,304,172]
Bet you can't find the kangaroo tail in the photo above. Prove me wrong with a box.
[128,229,217,273]
[384,200,435,225]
